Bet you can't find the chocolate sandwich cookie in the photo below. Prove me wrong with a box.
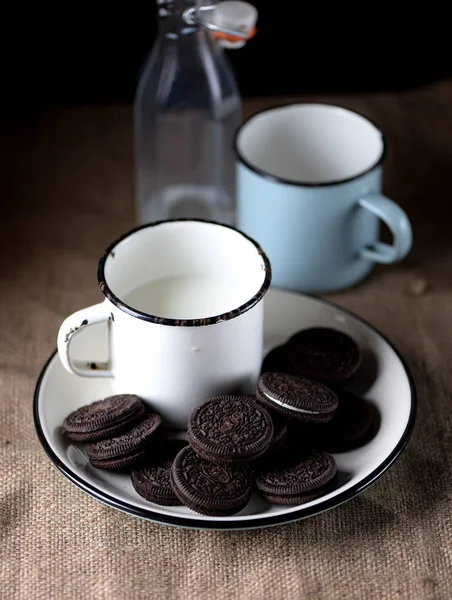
[63,394,145,443]
[131,439,187,506]
[260,473,339,505]
[285,327,362,386]
[256,372,338,423]
[86,413,162,470]
[299,390,377,453]
[170,446,252,516]
[255,449,337,500]
[188,395,273,464]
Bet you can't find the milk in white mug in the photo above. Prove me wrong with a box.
[123,276,238,320]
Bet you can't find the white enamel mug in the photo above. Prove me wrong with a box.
[57,220,271,428]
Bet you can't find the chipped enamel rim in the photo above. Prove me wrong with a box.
[97,219,272,327]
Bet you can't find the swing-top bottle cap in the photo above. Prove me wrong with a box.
[209,1,258,48]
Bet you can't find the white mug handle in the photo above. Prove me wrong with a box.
[358,193,413,263]
[57,302,113,378]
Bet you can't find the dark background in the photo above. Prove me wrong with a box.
[3,2,451,110]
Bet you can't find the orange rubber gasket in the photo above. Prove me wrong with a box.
[214,26,257,42]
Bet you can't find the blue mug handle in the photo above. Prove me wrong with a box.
[359,194,413,263]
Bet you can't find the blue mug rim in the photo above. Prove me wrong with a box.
[233,102,387,188]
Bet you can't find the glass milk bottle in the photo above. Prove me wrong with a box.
[135,0,242,225]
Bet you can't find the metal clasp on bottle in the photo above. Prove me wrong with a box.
[183,1,257,47]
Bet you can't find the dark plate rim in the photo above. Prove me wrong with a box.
[33,294,417,531]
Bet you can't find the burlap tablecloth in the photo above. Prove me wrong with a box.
[1,81,452,600]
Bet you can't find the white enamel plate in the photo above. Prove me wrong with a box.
[34,290,416,530]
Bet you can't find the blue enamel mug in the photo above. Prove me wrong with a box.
[235,104,412,293]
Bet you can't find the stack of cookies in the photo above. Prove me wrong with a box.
[61,327,378,517]
[62,394,163,469]
[259,327,377,453]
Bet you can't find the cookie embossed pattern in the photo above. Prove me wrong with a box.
[170,447,253,516]
[188,395,273,463]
